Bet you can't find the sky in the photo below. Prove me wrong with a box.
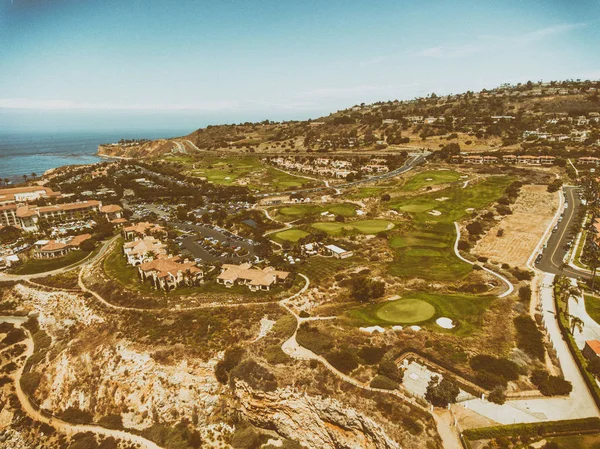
[0,0,599,133]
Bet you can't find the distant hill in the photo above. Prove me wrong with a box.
[98,79,600,158]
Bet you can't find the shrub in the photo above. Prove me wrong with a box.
[425,376,459,407]
[402,417,423,435]
[466,221,483,236]
[230,359,278,392]
[463,418,600,440]
[349,276,385,302]
[61,407,93,425]
[358,346,386,365]
[97,414,123,430]
[378,359,404,383]
[488,387,506,404]
[470,355,520,388]
[263,345,290,365]
[2,328,26,345]
[270,315,297,340]
[514,315,545,360]
[215,347,245,384]
[326,349,358,374]
[296,324,333,354]
[231,425,260,449]
[518,286,532,303]
[370,375,399,390]
[20,371,42,396]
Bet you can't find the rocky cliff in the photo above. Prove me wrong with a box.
[97,139,176,159]
[234,381,401,449]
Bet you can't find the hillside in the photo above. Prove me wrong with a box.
[97,79,600,158]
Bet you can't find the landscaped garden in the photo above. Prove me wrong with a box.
[13,250,91,275]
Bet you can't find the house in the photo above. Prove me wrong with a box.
[123,236,167,265]
[540,155,556,165]
[122,222,165,240]
[583,340,600,361]
[33,233,92,259]
[216,263,289,291]
[579,157,600,166]
[516,155,541,165]
[463,155,483,164]
[502,155,517,164]
[325,244,353,259]
[482,156,499,164]
[138,256,204,291]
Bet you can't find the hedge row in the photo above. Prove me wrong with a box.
[463,417,600,440]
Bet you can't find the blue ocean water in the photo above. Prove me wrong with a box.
[0,130,190,181]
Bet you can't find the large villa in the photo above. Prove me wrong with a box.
[217,263,290,291]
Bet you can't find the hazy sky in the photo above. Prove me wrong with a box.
[1,0,599,132]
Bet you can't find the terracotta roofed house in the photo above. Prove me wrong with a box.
[123,236,167,265]
[34,233,92,259]
[217,263,290,291]
[138,256,204,291]
[583,340,600,361]
[100,204,123,221]
[122,222,165,240]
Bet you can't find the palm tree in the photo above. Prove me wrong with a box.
[569,314,584,335]
[31,172,37,180]
[22,174,27,183]
[3,178,9,186]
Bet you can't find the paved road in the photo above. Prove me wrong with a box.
[536,186,590,280]
[259,154,426,198]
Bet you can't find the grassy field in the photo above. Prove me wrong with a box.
[585,294,600,325]
[274,229,309,242]
[386,176,512,280]
[275,203,357,220]
[346,291,493,334]
[311,219,393,235]
[546,433,600,449]
[14,250,90,275]
[166,154,311,192]
[300,255,361,282]
[400,170,463,192]
[389,176,513,223]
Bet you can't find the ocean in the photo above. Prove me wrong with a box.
[0,130,191,182]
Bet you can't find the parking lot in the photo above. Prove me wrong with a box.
[174,222,257,263]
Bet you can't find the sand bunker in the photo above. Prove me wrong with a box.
[425,178,433,181]
[436,197,450,202]
[392,325,403,331]
[466,208,475,212]
[409,325,421,331]
[436,317,455,329]
[360,326,385,334]
[428,210,442,216]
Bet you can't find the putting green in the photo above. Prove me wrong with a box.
[275,229,309,242]
[376,298,436,324]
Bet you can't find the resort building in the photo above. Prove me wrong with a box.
[122,222,166,240]
[0,186,61,206]
[123,236,167,266]
[100,204,124,221]
[138,256,204,291]
[583,340,600,361]
[15,200,104,232]
[216,263,289,291]
[33,233,92,259]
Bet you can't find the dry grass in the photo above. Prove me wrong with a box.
[473,185,558,267]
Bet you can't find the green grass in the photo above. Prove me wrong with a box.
[401,170,463,192]
[375,298,436,324]
[386,176,512,281]
[166,154,311,192]
[275,229,309,242]
[585,294,600,326]
[275,203,357,221]
[346,291,493,334]
[389,176,513,224]
[547,433,600,449]
[311,219,393,235]
[300,256,360,282]
[14,250,90,275]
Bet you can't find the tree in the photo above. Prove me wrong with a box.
[488,387,506,405]
[381,193,391,202]
[425,376,459,407]
[349,276,385,302]
[569,314,584,335]
[518,285,532,303]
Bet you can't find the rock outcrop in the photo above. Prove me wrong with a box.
[234,381,401,449]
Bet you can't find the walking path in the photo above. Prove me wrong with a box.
[453,222,514,298]
[3,316,163,449]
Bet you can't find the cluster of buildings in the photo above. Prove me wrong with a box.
[522,129,596,144]
[301,242,353,259]
[268,157,389,179]
[0,186,124,233]
[455,154,556,166]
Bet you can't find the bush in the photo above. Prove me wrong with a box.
[514,315,545,360]
[20,371,42,396]
[358,346,386,365]
[296,324,333,354]
[518,286,532,303]
[488,387,506,404]
[378,359,404,383]
[263,345,290,365]
[463,418,600,440]
[425,376,459,407]
[466,221,483,236]
[349,276,385,302]
[370,375,399,390]
[97,414,123,430]
[215,347,245,384]
[470,355,520,382]
[61,407,93,425]
[1,328,25,345]
[230,359,278,392]
[402,417,423,435]
[231,425,260,449]
[326,349,358,374]
[270,315,297,340]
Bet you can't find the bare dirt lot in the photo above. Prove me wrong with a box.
[473,185,558,267]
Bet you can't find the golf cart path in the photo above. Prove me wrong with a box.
[453,222,514,298]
